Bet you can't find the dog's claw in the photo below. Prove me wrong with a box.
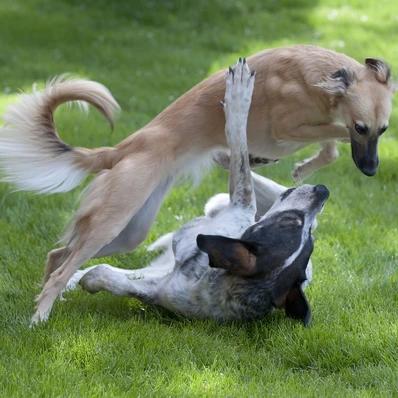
[30,309,50,328]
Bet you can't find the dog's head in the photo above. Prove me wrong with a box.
[197,184,329,325]
[316,58,395,176]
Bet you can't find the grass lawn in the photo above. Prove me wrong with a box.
[1,0,398,396]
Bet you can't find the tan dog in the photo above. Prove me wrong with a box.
[0,45,394,324]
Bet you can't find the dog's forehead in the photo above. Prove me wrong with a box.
[243,209,304,242]
[264,185,315,216]
[248,211,283,233]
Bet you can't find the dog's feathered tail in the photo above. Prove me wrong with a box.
[0,77,120,194]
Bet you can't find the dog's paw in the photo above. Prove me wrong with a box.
[292,161,311,182]
[79,265,109,294]
[147,232,174,252]
[63,269,87,293]
[204,193,230,218]
[213,151,230,169]
[30,309,50,328]
[223,57,255,126]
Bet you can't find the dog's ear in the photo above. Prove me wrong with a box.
[196,234,257,276]
[315,67,355,96]
[365,58,391,84]
[284,285,311,326]
[271,237,313,325]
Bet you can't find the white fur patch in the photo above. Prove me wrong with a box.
[281,226,309,269]
[0,141,87,193]
[148,232,174,252]
[204,193,230,217]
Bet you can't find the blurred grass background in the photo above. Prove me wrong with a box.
[1,0,398,396]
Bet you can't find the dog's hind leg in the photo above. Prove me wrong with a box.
[79,264,161,303]
[65,241,175,292]
[43,247,70,283]
[31,153,172,324]
[43,176,173,284]
[95,176,173,257]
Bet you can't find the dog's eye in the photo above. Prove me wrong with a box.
[280,188,294,201]
[379,125,388,135]
[354,122,368,135]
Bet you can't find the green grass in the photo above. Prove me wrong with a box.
[1,0,398,396]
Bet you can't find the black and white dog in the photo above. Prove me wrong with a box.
[67,59,329,325]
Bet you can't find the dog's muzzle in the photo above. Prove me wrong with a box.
[355,156,379,177]
[351,137,379,177]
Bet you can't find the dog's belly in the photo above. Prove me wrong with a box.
[156,266,275,321]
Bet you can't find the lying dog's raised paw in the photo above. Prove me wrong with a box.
[223,57,255,122]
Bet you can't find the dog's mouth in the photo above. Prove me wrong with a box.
[353,154,379,176]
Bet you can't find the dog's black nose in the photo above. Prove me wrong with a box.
[314,184,329,199]
[358,157,379,176]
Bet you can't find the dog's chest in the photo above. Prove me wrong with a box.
[247,132,306,159]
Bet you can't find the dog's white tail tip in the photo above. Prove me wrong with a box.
[0,76,120,194]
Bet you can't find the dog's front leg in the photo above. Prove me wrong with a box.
[222,58,256,211]
[274,124,347,181]
[292,141,339,182]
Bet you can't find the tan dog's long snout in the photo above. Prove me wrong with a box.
[350,136,379,176]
